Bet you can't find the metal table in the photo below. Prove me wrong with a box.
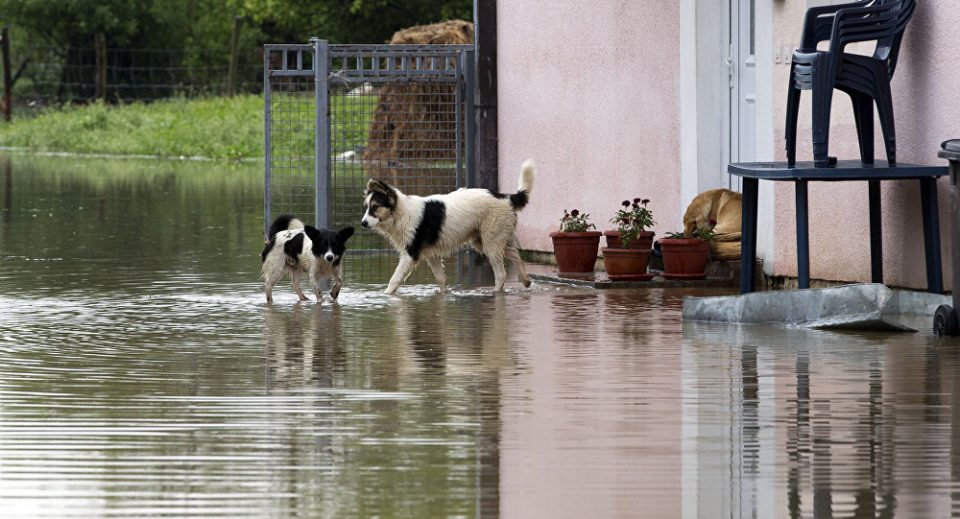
[728,160,948,296]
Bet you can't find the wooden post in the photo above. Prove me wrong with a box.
[94,32,107,101]
[227,16,243,96]
[1,26,11,121]
[2,156,10,223]
[474,0,498,192]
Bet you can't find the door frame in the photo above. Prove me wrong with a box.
[723,0,758,192]
[679,0,776,272]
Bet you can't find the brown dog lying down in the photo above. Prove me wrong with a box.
[682,188,742,260]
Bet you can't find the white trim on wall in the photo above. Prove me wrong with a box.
[755,0,776,275]
[680,0,698,219]
[679,0,725,222]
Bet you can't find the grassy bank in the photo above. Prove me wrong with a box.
[0,96,266,161]
[0,94,380,161]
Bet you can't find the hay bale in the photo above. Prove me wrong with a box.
[389,19,474,45]
[363,20,474,195]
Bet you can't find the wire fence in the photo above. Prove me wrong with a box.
[9,45,262,107]
[264,42,475,282]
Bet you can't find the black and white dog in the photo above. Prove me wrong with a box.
[361,159,535,294]
[260,215,354,303]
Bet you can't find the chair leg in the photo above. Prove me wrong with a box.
[740,178,759,294]
[920,177,943,294]
[851,93,875,165]
[786,75,802,167]
[876,80,897,166]
[795,180,810,289]
[812,76,833,168]
[868,180,883,283]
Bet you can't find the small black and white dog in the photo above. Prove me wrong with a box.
[361,159,535,294]
[260,214,354,303]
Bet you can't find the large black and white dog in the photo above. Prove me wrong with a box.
[260,215,354,303]
[361,159,535,294]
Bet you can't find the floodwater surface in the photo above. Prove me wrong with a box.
[1,154,960,518]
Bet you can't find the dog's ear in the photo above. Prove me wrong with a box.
[338,226,355,243]
[302,225,319,240]
[366,178,396,199]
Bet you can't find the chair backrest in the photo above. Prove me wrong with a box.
[876,0,915,76]
[837,0,915,76]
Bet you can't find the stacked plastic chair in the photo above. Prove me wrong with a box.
[785,0,916,168]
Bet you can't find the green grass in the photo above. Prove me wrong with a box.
[0,94,380,161]
[0,96,265,160]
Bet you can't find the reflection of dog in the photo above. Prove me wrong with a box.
[683,188,742,260]
[360,159,536,294]
[260,214,355,303]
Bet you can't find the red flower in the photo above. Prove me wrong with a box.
[570,209,580,217]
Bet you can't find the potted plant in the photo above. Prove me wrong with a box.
[602,198,656,281]
[550,209,602,274]
[659,227,715,280]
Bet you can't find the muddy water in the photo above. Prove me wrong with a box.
[1,154,960,518]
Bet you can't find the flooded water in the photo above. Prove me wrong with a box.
[1,154,960,518]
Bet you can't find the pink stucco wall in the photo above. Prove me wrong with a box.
[497,1,681,253]
[772,1,956,290]
[498,0,954,290]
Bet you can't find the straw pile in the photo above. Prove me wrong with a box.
[363,20,474,195]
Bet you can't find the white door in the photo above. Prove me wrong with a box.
[724,0,757,191]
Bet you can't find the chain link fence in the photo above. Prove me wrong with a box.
[9,45,262,107]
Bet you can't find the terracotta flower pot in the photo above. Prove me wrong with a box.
[601,247,654,281]
[603,230,655,250]
[550,231,602,274]
[659,238,711,280]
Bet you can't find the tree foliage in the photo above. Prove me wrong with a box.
[0,0,473,50]
[231,0,473,43]
[0,0,152,48]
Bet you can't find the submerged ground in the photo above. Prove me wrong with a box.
[1,154,959,518]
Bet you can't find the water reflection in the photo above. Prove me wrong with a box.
[2,156,11,224]
[681,321,960,518]
[264,303,346,390]
[259,293,515,517]
[2,154,960,517]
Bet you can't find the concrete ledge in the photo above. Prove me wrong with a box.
[682,283,952,332]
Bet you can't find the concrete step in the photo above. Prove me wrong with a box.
[682,283,951,332]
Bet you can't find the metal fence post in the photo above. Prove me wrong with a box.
[262,46,272,239]
[455,53,463,188]
[474,0,499,192]
[463,48,476,188]
[312,38,330,230]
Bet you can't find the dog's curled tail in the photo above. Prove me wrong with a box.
[510,159,536,210]
[268,214,304,237]
[262,214,305,262]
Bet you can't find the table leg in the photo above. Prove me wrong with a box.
[796,180,810,289]
[869,180,883,283]
[920,177,944,294]
[740,178,759,294]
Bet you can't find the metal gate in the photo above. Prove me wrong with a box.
[264,39,475,283]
